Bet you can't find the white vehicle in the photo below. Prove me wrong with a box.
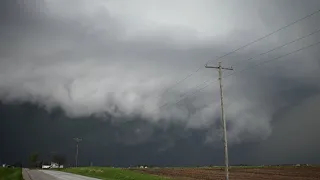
[42,164,51,169]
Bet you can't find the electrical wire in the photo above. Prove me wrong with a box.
[154,8,320,100]
[155,27,320,111]
[156,39,320,111]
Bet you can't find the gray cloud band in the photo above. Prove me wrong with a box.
[0,0,320,146]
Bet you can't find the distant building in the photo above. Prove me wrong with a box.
[139,165,148,169]
[41,162,63,169]
[51,162,59,168]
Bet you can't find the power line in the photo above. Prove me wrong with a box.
[154,8,320,100]
[225,40,320,79]
[157,39,320,111]
[157,27,320,110]
[230,27,320,68]
[199,67,320,112]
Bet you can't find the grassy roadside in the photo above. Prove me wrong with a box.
[59,167,171,180]
[0,168,23,180]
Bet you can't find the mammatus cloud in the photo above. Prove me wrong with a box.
[1,0,320,146]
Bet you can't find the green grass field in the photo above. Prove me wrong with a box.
[59,167,170,180]
[0,168,23,180]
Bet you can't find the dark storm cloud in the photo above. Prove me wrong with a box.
[0,102,259,166]
[1,0,320,166]
[249,94,320,165]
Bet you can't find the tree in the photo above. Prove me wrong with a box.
[29,152,39,168]
[52,154,66,166]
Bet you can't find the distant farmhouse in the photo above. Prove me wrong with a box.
[41,162,63,169]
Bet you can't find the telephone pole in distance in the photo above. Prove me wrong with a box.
[205,62,233,180]
[73,137,82,167]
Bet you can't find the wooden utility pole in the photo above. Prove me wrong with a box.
[205,62,233,180]
[73,137,82,167]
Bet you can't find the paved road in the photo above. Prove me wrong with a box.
[23,168,101,180]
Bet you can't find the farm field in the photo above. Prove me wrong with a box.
[59,167,169,180]
[0,168,23,180]
[133,166,320,180]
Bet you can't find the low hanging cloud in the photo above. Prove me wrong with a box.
[1,0,320,146]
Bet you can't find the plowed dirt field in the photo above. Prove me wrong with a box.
[134,166,320,180]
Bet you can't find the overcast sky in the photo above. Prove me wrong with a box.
[1,0,320,166]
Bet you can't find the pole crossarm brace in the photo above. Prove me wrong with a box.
[73,137,82,142]
[205,62,233,180]
[205,64,233,70]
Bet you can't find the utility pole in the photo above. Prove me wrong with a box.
[205,62,233,180]
[73,137,82,167]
